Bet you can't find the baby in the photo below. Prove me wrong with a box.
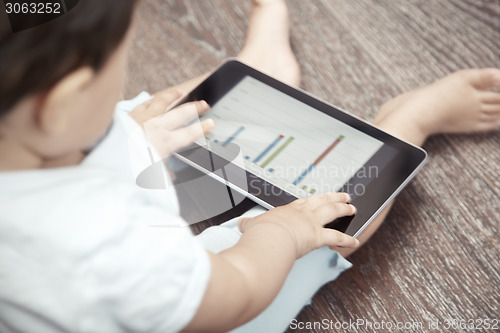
[0,0,499,332]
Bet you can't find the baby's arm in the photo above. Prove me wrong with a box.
[185,193,358,332]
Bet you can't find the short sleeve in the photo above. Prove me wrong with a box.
[76,202,210,333]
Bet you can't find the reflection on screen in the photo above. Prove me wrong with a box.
[196,76,384,198]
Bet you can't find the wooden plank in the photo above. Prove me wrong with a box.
[287,1,403,120]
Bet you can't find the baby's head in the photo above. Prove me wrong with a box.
[0,0,137,170]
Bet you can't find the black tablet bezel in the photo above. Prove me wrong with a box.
[174,60,427,237]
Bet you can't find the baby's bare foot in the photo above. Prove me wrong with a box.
[375,68,500,145]
[238,0,301,87]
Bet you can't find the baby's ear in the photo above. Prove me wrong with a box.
[37,66,94,135]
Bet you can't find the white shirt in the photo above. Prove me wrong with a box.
[0,95,210,333]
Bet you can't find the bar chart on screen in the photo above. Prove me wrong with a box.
[196,76,384,197]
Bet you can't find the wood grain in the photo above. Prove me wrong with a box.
[124,1,500,332]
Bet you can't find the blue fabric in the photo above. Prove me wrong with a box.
[196,206,352,333]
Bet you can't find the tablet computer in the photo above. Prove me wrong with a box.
[173,59,427,237]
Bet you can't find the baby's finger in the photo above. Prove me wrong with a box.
[144,97,174,119]
[321,229,360,249]
[172,100,210,116]
[329,245,353,252]
[304,192,351,210]
[314,202,356,225]
[167,119,215,153]
[162,101,210,130]
[153,89,183,107]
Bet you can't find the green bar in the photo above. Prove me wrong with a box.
[261,136,295,168]
[301,185,307,190]
[310,189,316,195]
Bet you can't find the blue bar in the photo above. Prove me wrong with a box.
[268,168,274,173]
[253,135,284,163]
[222,126,245,147]
[214,139,219,143]
[244,156,250,160]
[293,164,315,186]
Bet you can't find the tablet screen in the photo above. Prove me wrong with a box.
[196,76,390,199]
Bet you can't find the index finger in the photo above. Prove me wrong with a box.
[303,192,351,210]
[161,101,210,130]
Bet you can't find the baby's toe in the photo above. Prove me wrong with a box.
[467,68,500,90]
[480,91,500,105]
[481,103,500,115]
[478,119,500,132]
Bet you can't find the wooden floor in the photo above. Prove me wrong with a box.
[124,1,500,332]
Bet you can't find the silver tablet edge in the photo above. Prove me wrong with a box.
[175,150,428,238]
[352,151,428,238]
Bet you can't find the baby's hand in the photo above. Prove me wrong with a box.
[238,193,359,258]
[130,91,214,159]
[129,89,182,126]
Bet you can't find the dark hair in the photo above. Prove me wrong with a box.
[0,0,137,116]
